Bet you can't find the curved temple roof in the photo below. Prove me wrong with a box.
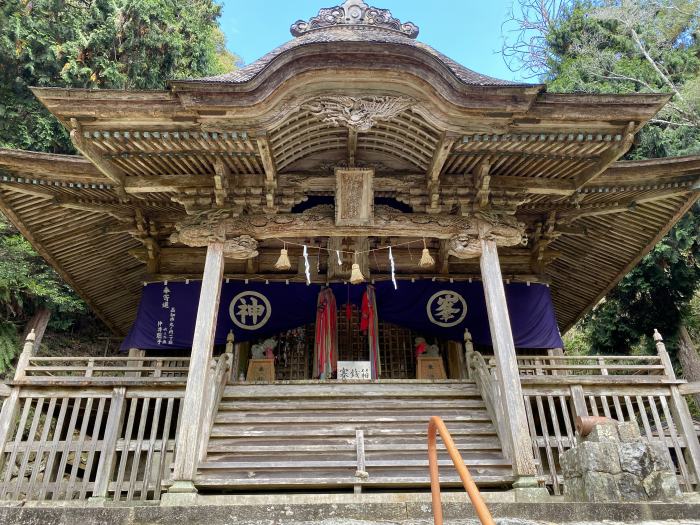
[0,1,698,337]
[190,0,521,87]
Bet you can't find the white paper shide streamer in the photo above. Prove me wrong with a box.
[389,246,397,289]
[303,245,311,285]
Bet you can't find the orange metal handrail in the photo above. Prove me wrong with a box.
[428,415,495,525]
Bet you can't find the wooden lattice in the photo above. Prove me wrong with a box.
[269,306,449,380]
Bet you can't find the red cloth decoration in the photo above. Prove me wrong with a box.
[360,291,370,333]
[360,285,380,379]
[314,288,338,379]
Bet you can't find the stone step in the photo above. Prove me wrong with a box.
[3,494,698,524]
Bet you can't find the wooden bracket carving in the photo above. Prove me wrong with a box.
[426,133,458,213]
[213,159,230,208]
[256,134,278,213]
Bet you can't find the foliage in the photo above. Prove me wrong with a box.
[546,0,700,131]
[0,214,87,327]
[0,0,237,366]
[0,0,238,153]
[504,0,700,358]
[583,207,700,356]
[502,0,571,78]
[687,291,700,343]
[0,321,19,376]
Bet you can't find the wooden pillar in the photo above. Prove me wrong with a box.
[91,387,126,500]
[126,348,146,378]
[14,329,36,381]
[171,243,225,492]
[479,235,537,481]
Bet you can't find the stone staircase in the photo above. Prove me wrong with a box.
[195,381,514,491]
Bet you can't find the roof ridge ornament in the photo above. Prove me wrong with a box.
[291,0,419,39]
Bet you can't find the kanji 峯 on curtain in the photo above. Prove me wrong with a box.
[361,285,381,379]
[314,288,338,379]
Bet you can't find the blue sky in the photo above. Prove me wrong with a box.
[219,0,525,82]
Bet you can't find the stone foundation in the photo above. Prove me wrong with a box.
[0,494,700,525]
[561,420,682,502]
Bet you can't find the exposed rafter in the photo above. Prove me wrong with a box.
[69,119,128,199]
[573,122,636,190]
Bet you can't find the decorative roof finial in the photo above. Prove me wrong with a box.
[291,0,419,39]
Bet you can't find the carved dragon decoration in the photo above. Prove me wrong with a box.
[302,96,414,132]
[170,205,527,260]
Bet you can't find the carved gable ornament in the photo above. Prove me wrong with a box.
[291,0,419,39]
[302,96,414,132]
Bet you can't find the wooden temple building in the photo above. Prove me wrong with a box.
[0,0,698,505]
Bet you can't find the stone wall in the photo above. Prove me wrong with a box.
[561,421,682,502]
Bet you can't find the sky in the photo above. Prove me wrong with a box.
[219,0,525,82]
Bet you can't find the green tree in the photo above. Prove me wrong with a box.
[0,0,237,153]
[504,1,700,367]
[0,0,237,366]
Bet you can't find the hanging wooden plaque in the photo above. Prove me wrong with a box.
[335,168,374,226]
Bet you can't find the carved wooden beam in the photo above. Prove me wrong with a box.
[171,207,527,262]
[542,185,696,224]
[119,172,581,199]
[487,175,575,195]
[427,132,458,212]
[2,182,136,221]
[283,173,582,195]
[573,122,636,190]
[256,134,278,212]
[69,119,128,199]
[124,175,215,193]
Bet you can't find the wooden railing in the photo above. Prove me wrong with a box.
[467,351,512,462]
[0,382,185,502]
[428,416,495,525]
[0,333,216,502]
[0,328,238,503]
[486,354,666,377]
[198,353,233,462]
[469,332,700,495]
[19,356,190,382]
